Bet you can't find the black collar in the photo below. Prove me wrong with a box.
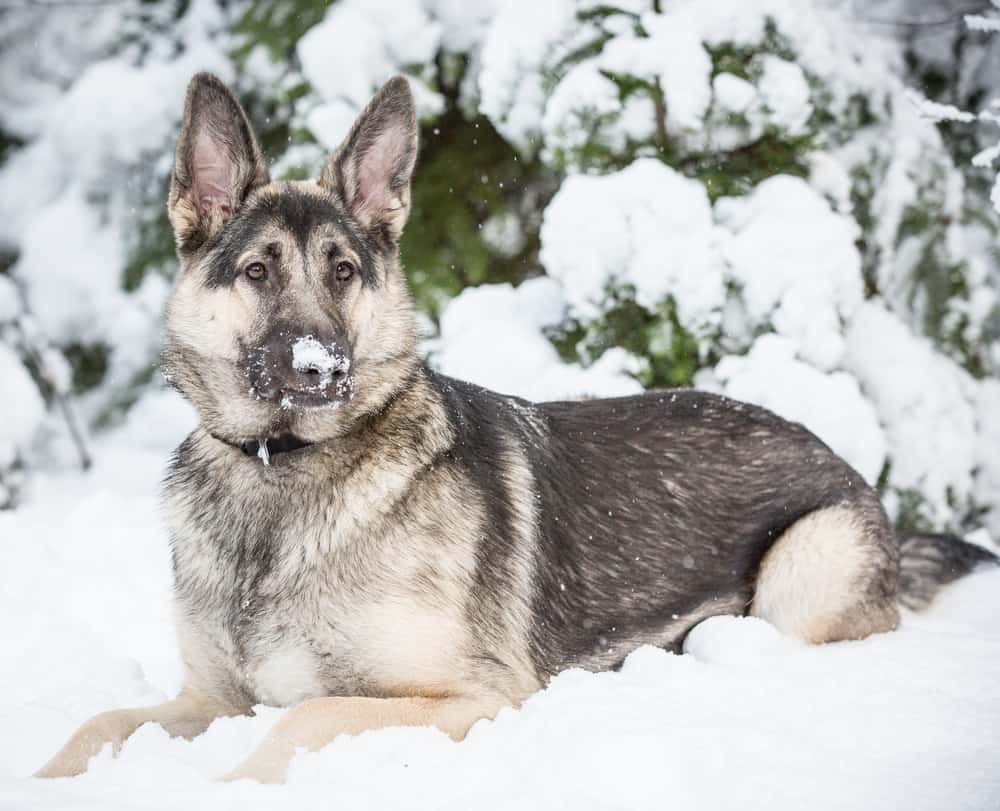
[210,432,313,460]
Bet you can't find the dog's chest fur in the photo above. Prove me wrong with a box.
[165,434,483,707]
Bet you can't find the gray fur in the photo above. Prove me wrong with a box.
[34,72,999,782]
[897,532,998,610]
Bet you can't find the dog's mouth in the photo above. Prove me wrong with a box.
[278,388,350,410]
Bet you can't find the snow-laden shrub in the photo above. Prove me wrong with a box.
[473,0,998,372]
[0,0,997,535]
[0,2,231,490]
[0,277,45,507]
[447,0,1000,532]
[0,2,230,502]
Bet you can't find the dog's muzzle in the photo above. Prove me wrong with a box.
[244,326,355,409]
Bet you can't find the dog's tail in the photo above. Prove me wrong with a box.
[897,531,999,610]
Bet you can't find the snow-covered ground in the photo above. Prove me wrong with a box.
[1,387,998,811]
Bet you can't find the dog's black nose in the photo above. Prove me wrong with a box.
[293,358,348,382]
[296,362,323,381]
[243,326,354,407]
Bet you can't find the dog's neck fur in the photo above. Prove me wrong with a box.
[197,357,452,490]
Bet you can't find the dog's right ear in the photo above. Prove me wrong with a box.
[168,73,269,254]
[318,76,417,242]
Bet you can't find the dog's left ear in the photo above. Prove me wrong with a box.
[168,73,270,254]
[319,76,418,241]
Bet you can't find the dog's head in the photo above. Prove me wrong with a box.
[162,73,419,445]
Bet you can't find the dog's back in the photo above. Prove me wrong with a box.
[431,374,902,674]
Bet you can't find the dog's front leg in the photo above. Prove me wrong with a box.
[34,685,241,778]
[223,695,500,784]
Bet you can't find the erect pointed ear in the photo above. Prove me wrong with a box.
[318,76,418,241]
[168,73,270,254]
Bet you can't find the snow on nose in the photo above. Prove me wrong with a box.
[291,335,351,392]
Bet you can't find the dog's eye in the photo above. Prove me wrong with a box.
[335,261,355,282]
[245,262,267,282]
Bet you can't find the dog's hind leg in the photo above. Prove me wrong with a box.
[222,694,505,784]
[750,503,900,644]
[33,685,242,778]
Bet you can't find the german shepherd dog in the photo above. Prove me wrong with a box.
[36,74,997,783]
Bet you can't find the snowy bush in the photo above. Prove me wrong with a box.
[0,0,998,535]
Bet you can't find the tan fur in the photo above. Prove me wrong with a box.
[495,440,543,686]
[222,695,504,784]
[751,506,899,643]
[154,374,540,783]
[34,687,241,779]
[167,273,248,362]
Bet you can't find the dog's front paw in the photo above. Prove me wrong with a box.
[33,709,135,779]
[220,755,289,785]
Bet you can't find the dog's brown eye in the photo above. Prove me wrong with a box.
[245,262,267,281]
[335,261,355,282]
